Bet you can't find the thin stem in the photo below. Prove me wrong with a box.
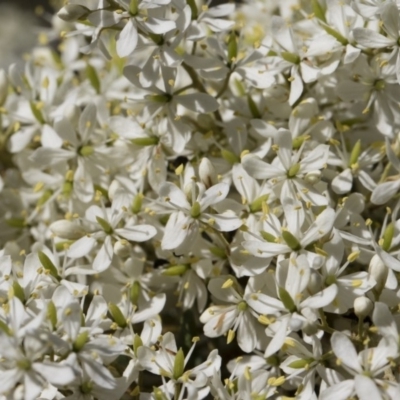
[181,62,222,122]
[215,71,232,99]
[173,84,194,96]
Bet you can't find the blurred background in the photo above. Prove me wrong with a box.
[0,0,235,68]
[0,0,57,68]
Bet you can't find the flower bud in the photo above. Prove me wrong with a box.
[50,220,85,240]
[57,5,90,22]
[114,240,131,258]
[369,254,388,297]
[0,69,8,106]
[199,158,217,188]
[354,296,373,319]
[304,170,321,185]
[108,180,121,202]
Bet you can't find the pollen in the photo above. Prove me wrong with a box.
[222,278,234,289]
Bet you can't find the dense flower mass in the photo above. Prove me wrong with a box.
[2,0,400,398]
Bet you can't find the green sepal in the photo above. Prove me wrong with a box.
[227,31,238,62]
[382,222,394,252]
[131,194,143,214]
[131,137,159,146]
[221,149,240,165]
[73,330,89,352]
[0,319,11,335]
[312,0,326,22]
[190,201,201,218]
[323,25,348,46]
[37,189,53,207]
[281,51,301,65]
[278,286,297,312]
[288,358,314,369]
[38,251,61,280]
[247,94,261,118]
[86,64,101,94]
[133,334,143,357]
[282,230,302,251]
[12,280,25,303]
[260,231,277,243]
[130,281,141,306]
[249,194,269,213]
[349,139,361,167]
[47,300,57,330]
[30,101,46,124]
[109,303,127,328]
[173,348,185,379]
[96,216,113,234]
[287,163,300,178]
[129,0,139,15]
[79,145,94,157]
[163,264,190,276]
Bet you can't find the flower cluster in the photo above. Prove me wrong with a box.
[1,0,400,398]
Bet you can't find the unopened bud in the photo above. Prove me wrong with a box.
[199,158,217,188]
[114,240,131,258]
[57,4,90,22]
[354,296,373,319]
[50,220,85,240]
[369,254,388,297]
[304,170,321,185]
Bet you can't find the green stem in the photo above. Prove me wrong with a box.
[181,62,222,122]
[173,84,194,96]
[215,71,232,99]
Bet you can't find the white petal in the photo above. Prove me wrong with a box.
[331,332,362,374]
[115,225,157,242]
[354,375,383,400]
[132,294,166,323]
[144,17,175,34]
[242,155,284,179]
[67,236,97,258]
[204,212,243,231]
[161,211,193,250]
[117,19,138,58]
[159,182,190,209]
[332,168,353,194]
[93,236,113,272]
[41,124,63,148]
[372,302,398,341]
[353,28,396,48]
[30,148,74,167]
[61,301,81,340]
[200,182,229,210]
[243,240,289,258]
[265,315,290,357]
[237,312,257,353]
[34,362,76,386]
[301,284,338,309]
[319,380,355,400]
[177,93,220,113]
[109,116,144,139]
